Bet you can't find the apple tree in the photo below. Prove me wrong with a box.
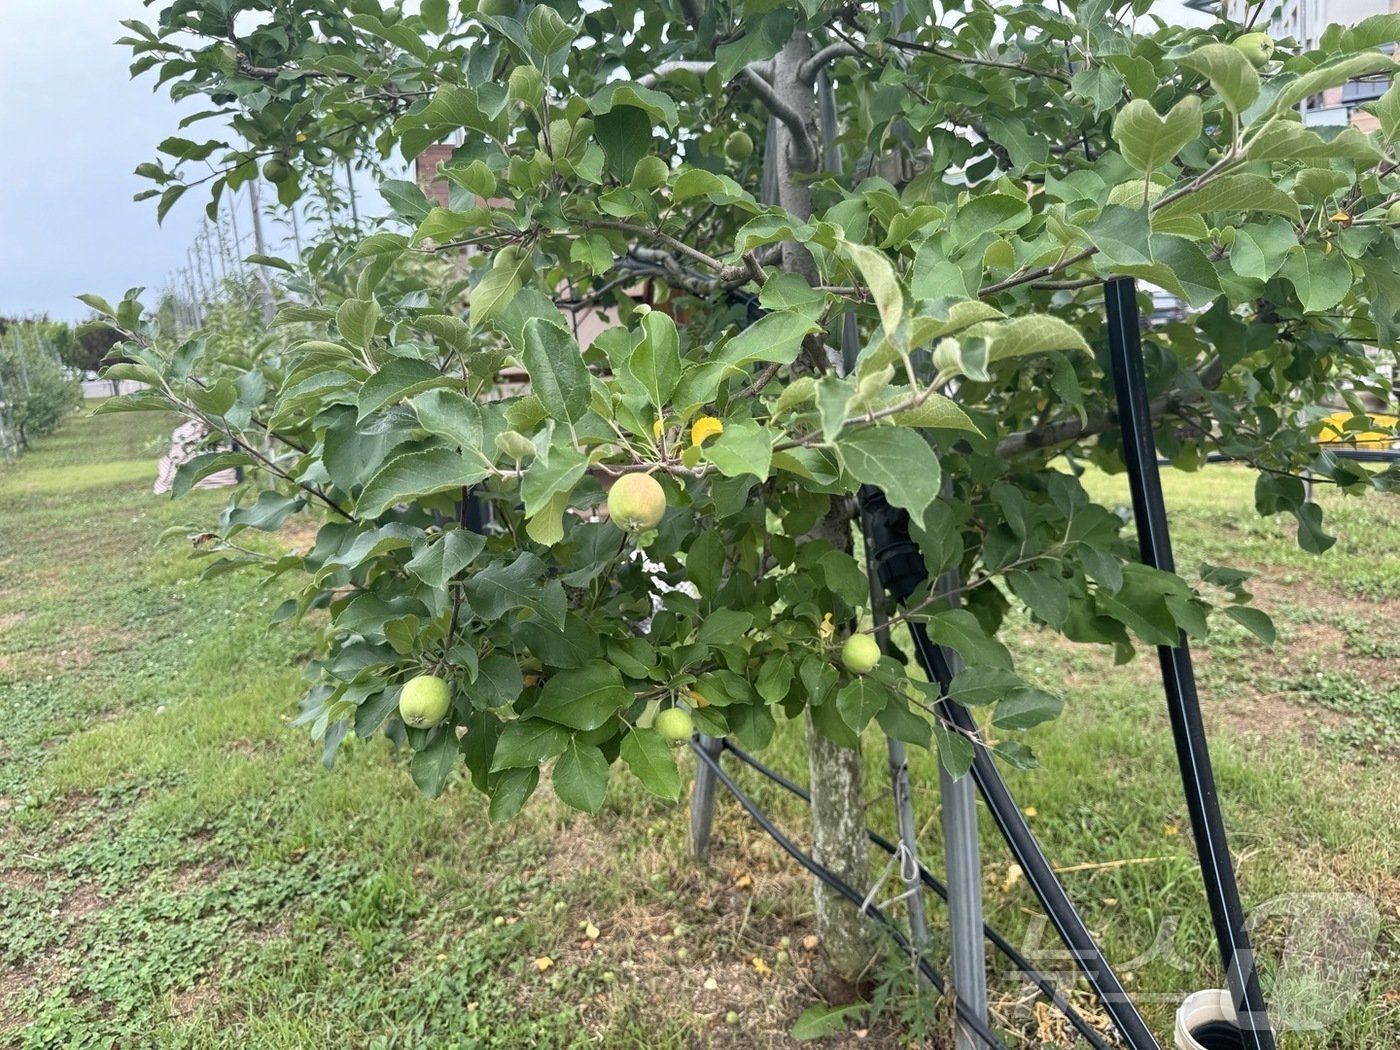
[100,0,1400,985]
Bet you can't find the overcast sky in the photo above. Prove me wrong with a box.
[0,0,1210,325]
[0,1,212,322]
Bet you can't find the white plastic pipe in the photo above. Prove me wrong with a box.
[1176,989,1240,1050]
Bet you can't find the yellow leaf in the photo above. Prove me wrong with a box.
[534,956,554,972]
[818,613,835,641]
[584,921,600,940]
[802,935,819,951]
[1163,824,1179,837]
[690,416,724,446]
[752,957,771,975]
[652,419,665,440]
[1023,806,1037,818]
[735,872,753,888]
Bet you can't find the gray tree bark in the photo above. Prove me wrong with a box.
[767,32,876,990]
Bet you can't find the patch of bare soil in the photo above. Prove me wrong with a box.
[0,966,35,1031]
[169,982,221,1017]
[0,612,28,633]
[1,868,48,892]
[60,882,103,918]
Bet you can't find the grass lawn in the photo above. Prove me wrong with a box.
[0,409,1397,1048]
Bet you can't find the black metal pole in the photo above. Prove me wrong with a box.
[1103,276,1275,1048]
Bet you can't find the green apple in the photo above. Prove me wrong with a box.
[724,130,754,162]
[654,707,694,743]
[1387,202,1400,223]
[262,157,292,184]
[607,473,666,532]
[840,634,881,674]
[399,674,451,728]
[1232,32,1274,68]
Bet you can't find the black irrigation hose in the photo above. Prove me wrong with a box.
[1105,277,1274,1049]
[858,488,1161,1049]
[687,738,1010,1050]
[912,627,1163,1050]
[719,740,1116,1050]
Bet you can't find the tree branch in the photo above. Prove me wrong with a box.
[996,356,1225,458]
[738,65,816,166]
[799,42,860,84]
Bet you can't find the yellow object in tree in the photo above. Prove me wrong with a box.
[691,416,724,446]
[1317,411,1399,449]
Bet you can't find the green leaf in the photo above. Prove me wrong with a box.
[1156,174,1300,223]
[886,392,980,433]
[1178,43,1260,115]
[521,317,590,424]
[843,241,903,338]
[1270,53,1397,117]
[791,1003,865,1040]
[1365,81,1400,142]
[672,311,817,408]
[967,314,1091,363]
[949,193,1033,246]
[715,8,795,82]
[358,358,452,422]
[1071,66,1125,117]
[358,449,491,518]
[530,661,631,730]
[704,420,773,480]
[470,255,531,330]
[411,731,459,799]
[593,105,653,182]
[171,452,252,498]
[1281,245,1352,313]
[1112,96,1202,173]
[337,298,381,351]
[491,720,570,770]
[836,677,889,732]
[623,310,681,410]
[992,688,1064,730]
[526,4,575,53]
[413,389,483,451]
[488,766,539,822]
[421,0,449,33]
[620,730,682,801]
[925,609,1013,669]
[835,427,941,519]
[590,81,678,127]
[552,739,609,813]
[521,445,588,544]
[1223,605,1276,644]
[406,529,487,589]
[949,666,1024,707]
[1229,219,1298,281]
[1086,204,1153,267]
[464,554,567,628]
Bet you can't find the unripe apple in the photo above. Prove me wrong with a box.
[1232,32,1274,68]
[399,674,451,728]
[654,707,694,743]
[1387,201,1400,223]
[606,473,666,532]
[840,634,881,674]
[262,157,293,184]
[724,130,754,162]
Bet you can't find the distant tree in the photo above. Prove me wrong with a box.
[71,320,129,391]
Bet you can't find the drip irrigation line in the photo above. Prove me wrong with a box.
[719,740,1115,1050]
[687,738,1010,1050]
[858,486,1160,1048]
[912,626,1162,1050]
[1105,277,1274,1048]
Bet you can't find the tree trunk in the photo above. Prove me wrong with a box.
[769,32,876,990]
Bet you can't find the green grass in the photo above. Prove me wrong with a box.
[1,413,1398,1048]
